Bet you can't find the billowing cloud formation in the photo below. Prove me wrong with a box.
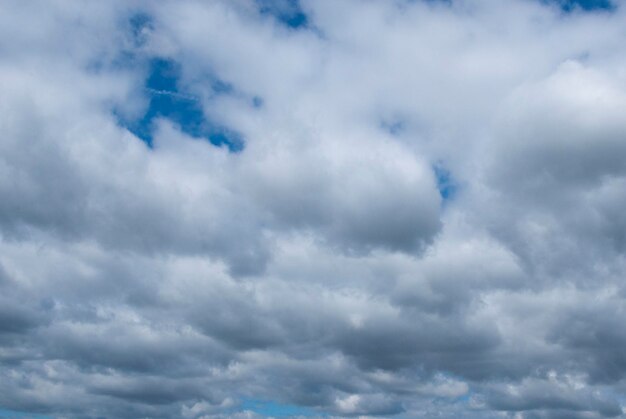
[1,0,626,418]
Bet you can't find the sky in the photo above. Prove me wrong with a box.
[1,0,626,418]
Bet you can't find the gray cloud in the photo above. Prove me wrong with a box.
[1,0,626,418]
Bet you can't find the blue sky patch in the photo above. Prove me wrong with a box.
[380,119,406,136]
[433,163,458,202]
[257,0,309,29]
[129,12,153,48]
[549,0,614,11]
[118,58,244,152]
[240,399,321,417]
[0,408,51,419]
[252,96,264,108]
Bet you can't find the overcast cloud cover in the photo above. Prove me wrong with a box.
[2,0,626,417]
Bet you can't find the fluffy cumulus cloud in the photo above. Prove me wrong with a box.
[2,0,626,417]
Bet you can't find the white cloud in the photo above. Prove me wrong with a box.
[1,0,626,418]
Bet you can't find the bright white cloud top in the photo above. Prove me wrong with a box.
[1,0,626,418]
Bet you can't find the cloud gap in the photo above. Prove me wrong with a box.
[118,58,244,152]
[547,0,615,12]
[240,399,321,417]
[433,163,458,203]
[256,0,309,29]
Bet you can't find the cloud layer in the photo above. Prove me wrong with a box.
[2,0,626,418]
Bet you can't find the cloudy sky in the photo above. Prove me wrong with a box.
[1,0,626,418]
